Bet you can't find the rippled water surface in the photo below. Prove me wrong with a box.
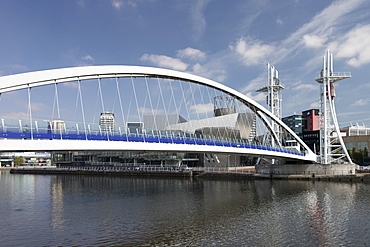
[1,170,370,246]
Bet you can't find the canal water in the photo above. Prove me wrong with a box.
[0,170,369,246]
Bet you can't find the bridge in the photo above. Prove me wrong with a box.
[0,65,317,166]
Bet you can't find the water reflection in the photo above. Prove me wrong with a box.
[0,170,369,246]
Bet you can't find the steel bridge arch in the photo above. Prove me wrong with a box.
[0,65,317,162]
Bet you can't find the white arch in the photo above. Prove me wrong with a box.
[0,65,317,161]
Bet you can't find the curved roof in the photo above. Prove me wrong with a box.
[0,65,316,161]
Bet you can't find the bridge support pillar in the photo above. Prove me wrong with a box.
[255,163,355,176]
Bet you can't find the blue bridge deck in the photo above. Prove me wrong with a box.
[0,131,305,156]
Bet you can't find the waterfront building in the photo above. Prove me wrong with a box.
[0,152,51,167]
[302,109,320,131]
[341,123,370,136]
[282,114,305,138]
[282,109,321,153]
[342,124,370,153]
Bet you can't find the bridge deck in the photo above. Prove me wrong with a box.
[0,131,305,157]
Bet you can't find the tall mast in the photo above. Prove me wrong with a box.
[256,63,284,147]
[315,50,352,164]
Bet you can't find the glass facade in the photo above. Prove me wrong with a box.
[282,115,305,138]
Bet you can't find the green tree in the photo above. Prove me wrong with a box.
[13,156,24,166]
[363,147,368,158]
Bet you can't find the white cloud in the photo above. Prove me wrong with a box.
[270,0,366,66]
[140,54,189,71]
[245,92,265,103]
[112,0,123,9]
[190,0,211,40]
[310,101,319,108]
[111,0,136,9]
[333,24,370,67]
[82,55,94,61]
[241,74,265,93]
[190,103,213,114]
[351,99,368,106]
[291,83,318,91]
[139,107,164,115]
[177,47,206,61]
[31,102,46,111]
[303,34,326,48]
[276,18,283,25]
[2,112,28,118]
[229,37,275,66]
[191,63,226,82]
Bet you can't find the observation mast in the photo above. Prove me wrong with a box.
[315,50,352,164]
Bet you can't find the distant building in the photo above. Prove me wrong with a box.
[143,114,187,130]
[283,109,320,153]
[50,120,66,134]
[302,109,320,131]
[99,112,115,132]
[127,122,144,134]
[282,114,305,138]
[341,123,370,136]
[342,124,370,153]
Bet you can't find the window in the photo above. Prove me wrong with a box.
[358,142,369,150]
[346,142,355,150]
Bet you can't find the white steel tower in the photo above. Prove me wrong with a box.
[256,63,284,146]
[315,50,352,164]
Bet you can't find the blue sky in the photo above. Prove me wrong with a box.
[1,0,370,126]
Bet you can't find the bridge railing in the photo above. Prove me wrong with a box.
[51,165,256,173]
[0,117,306,157]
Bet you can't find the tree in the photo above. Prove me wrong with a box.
[363,147,368,158]
[13,156,24,166]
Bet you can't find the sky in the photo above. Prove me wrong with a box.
[1,0,370,127]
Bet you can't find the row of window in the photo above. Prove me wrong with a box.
[345,142,369,150]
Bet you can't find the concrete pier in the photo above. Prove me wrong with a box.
[9,166,370,182]
[255,163,356,176]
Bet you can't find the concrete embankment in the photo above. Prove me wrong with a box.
[8,167,370,182]
[10,168,195,178]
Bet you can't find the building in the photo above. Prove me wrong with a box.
[0,152,51,167]
[302,109,320,131]
[143,114,187,130]
[342,124,370,152]
[99,112,115,132]
[341,123,370,136]
[283,109,320,153]
[282,114,305,138]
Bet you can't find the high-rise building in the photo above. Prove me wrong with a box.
[99,112,115,132]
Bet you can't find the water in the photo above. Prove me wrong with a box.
[1,170,370,246]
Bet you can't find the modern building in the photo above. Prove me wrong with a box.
[99,112,115,132]
[341,123,370,136]
[283,109,320,153]
[302,109,320,131]
[342,124,370,151]
[282,114,305,138]
[143,114,187,130]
